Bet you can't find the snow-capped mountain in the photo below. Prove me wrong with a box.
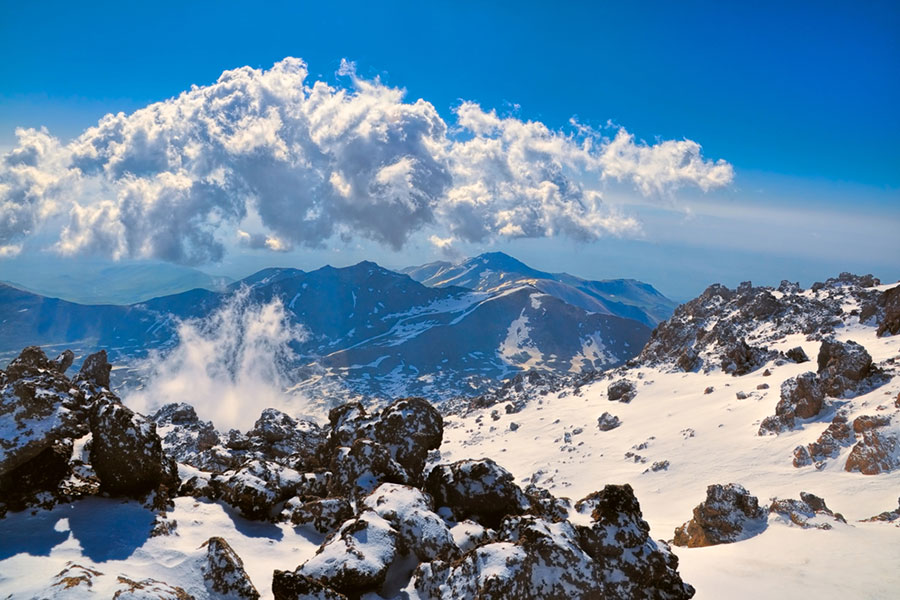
[403,251,677,328]
[0,256,656,401]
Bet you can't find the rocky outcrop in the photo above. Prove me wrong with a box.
[720,339,772,376]
[89,396,179,499]
[862,498,900,523]
[816,339,877,397]
[202,536,260,599]
[769,492,845,529]
[673,483,767,547]
[759,372,825,435]
[793,412,855,467]
[844,416,899,475]
[425,458,531,528]
[608,380,637,403]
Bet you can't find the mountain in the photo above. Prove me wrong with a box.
[402,251,676,327]
[0,258,652,400]
[0,260,232,305]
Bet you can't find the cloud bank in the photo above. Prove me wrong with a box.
[0,57,733,263]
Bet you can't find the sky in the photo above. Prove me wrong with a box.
[1,0,898,299]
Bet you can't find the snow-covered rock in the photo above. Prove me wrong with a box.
[201,536,260,599]
[672,483,767,547]
[425,458,531,528]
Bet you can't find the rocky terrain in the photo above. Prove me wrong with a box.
[1,272,898,599]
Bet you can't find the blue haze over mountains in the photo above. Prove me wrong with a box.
[0,253,673,399]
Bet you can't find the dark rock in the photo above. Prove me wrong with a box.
[76,350,112,390]
[721,339,769,376]
[785,347,809,363]
[673,483,767,547]
[524,484,571,523]
[291,497,353,535]
[218,459,302,520]
[862,498,900,523]
[597,412,622,431]
[272,570,348,600]
[202,536,260,599]
[89,397,178,499]
[426,458,531,528]
[51,350,75,373]
[249,408,326,467]
[608,380,637,403]
[704,386,714,395]
[328,438,408,498]
[759,372,824,435]
[756,383,769,390]
[0,438,73,513]
[845,420,899,475]
[793,413,855,467]
[296,511,399,596]
[816,339,874,397]
[876,285,900,337]
[151,403,228,473]
[676,348,700,372]
[374,397,443,484]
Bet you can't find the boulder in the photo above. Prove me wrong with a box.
[816,339,874,397]
[720,339,769,376]
[218,459,302,520]
[89,396,178,498]
[51,349,75,373]
[296,511,399,596]
[759,372,824,435]
[76,350,112,390]
[672,483,767,547]
[0,438,73,513]
[426,458,531,528]
[876,284,900,337]
[793,413,854,467]
[151,403,228,473]
[769,492,844,529]
[327,439,408,498]
[362,483,459,561]
[290,497,354,535]
[248,407,326,467]
[608,380,637,403]
[202,536,260,599]
[785,346,809,363]
[272,570,348,600]
[373,397,443,484]
[845,420,899,475]
[596,412,621,431]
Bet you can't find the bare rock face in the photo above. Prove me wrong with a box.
[290,497,354,535]
[88,396,179,499]
[295,511,399,596]
[202,536,260,599]
[76,350,112,390]
[816,339,875,397]
[844,416,899,475]
[425,458,531,528]
[759,372,824,435]
[608,380,637,403]
[769,492,845,529]
[0,346,88,478]
[672,483,767,547]
[596,411,622,431]
[51,349,75,373]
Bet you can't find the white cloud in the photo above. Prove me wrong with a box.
[0,58,733,264]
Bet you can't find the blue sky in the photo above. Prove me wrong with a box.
[1,0,898,298]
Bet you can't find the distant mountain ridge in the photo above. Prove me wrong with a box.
[0,254,667,401]
[402,252,676,327]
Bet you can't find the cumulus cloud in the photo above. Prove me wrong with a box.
[0,58,733,264]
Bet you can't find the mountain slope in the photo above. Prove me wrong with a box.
[403,251,676,327]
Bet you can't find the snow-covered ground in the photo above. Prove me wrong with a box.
[437,320,900,599]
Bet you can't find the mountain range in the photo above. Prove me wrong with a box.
[0,253,672,400]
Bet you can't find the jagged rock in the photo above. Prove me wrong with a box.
[325,402,374,452]
[362,483,459,561]
[272,570,348,600]
[328,439,407,498]
[0,438,73,513]
[296,511,399,596]
[608,380,637,403]
[793,412,855,468]
[845,417,899,475]
[248,407,326,467]
[785,346,809,363]
[426,458,531,528]
[524,484,571,523]
[415,515,607,599]
[76,350,112,390]
[373,397,443,485]
[672,483,767,547]
[112,575,192,599]
[291,497,353,534]
[862,498,900,522]
[721,339,770,376]
[597,412,621,431]
[676,348,700,372]
[0,346,87,478]
[575,484,695,599]
[217,459,302,519]
[51,350,75,373]
[769,492,844,529]
[88,397,178,499]
[816,339,875,397]
[152,403,229,473]
[202,536,260,599]
[876,285,900,337]
[759,372,824,435]
[45,562,103,594]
